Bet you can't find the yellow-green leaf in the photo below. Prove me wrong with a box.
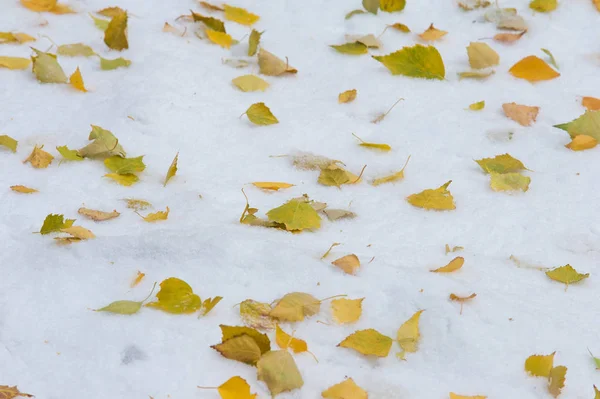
[270,292,321,322]
[469,100,485,111]
[56,145,83,161]
[509,56,559,82]
[201,296,222,316]
[490,173,531,192]
[212,334,262,365]
[363,0,379,13]
[164,152,178,186]
[546,264,589,286]
[145,277,201,314]
[322,378,368,399]
[104,173,139,186]
[57,43,96,57]
[257,351,304,396]
[330,42,368,55]
[220,325,271,354]
[224,4,259,26]
[467,42,499,69]
[191,11,226,33]
[373,44,445,79]
[475,153,527,174]
[0,135,18,152]
[104,10,128,51]
[96,300,143,315]
[244,102,278,125]
[338,328,393,357]
[389,22,410,32]
[97,6,126,17]
[397,310,424,358]
[530,0,557,12]
[104,155,145,175]
[407,180,456,210]
[90,13,110,31]
[232,75,269,92]
[99,56,131,70]
[318,167,350,187]
[554,110,600,141]
[380,0,406,12]
[345,9,367,19]
[353,133,391,151]
[248,29,262,56]
[548,366,567,397]
[431,257,464,273]
[206,29,233,49]
[338,89,357,103]
[0,56,31,70]
[140,207,169,222]
[458,70,495,80]
[40,214,74,235]
[79,125,125,158]
[31,49,67,83]
[266,199,321,231]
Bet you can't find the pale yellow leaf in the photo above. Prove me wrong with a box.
[331,254,361,275]
[419,24,447,41]
[232,75,270,92]
[331,298,363,324]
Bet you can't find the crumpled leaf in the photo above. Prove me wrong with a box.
[104,155,145,175]
[373,44,445,80]
[502,103,539,126]
[548,366,567,397]
[0,135,18,152]
[554,111,600,141]
[353,133,391,151]
[338,328,393,357]
[248,29,262,56]
[275,325,309,354]
[582,96,600,111]
[220,325,271,354]
[31,49,67,83]
[212,334,262,365]
[252,182,294,191]
[467,42,499,69]
[99,56,131,70]
[145,277,201,314]
[240,299,277,330]
[69,67,87,92]
[345,9,367,19]
[458,70,495,80]
[530,0,557,12]
[490,173,531,192]
[104,10,128,51]
[140,207,169,222]
[201,296,222,316]
[419,24,447,41]
[565,135,597,151]
[266,199,321,231]
[469,101,485,111]
[191,11,226,32]
[258,48,297,76]
[494,31,527,43]
[338,89,357,103]
[330,42,368,55]
[475,153,527,174]
[224,4,259,26]
[79,125,126,158]
[431,257,464,273]
[270,292,321,322]
[206,29,233,48]
[497,15,527,31]
[545,264,589,287]
[397,310,424,359]
[198,376,257,399]
[244,102,278,125]
[58,43,95,57]
[164,152,178,186]
[232,75,269,92]
[0,385,33,399]
[257,351,304,396]
[322,378,368,399]
[105,173,139,186]
[10,185,38,194]
[163,22,184,36]
[0,56,31,70]
[407,180,455,210]
[40,213,74,234]
[331,298,363,324]
[380,0,406,12]
[23,145,53,168]
[332,254,361,275]
[509,56,559,82]
[78,207,120,221]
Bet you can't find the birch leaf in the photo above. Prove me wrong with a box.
[257,351,304,396]
[198,376,257,399]
[554,111,600,141]
[545,265,589,287]
[530,0,558,12]
[373,44,445,79]
[104,10,128,51]
[266,199,320,231]
[206,29,233,49]
[275,325,308,354]
[548,366,567,397]
[90,14,110,31]
[582,96,600,111]
[323,209,356,221]
[78,207,120,221]
[469,101,485,111]
[23,145,53,168]
[224,5,259,26]
[380,0,406,12]
[331,298,363,324]
[11,185,38,193]
[407,180,455,210]
[467,42,499,69]
[191,11,226,33]
[363,0,379,13]
[60,226,95,240]
[240,299,277,330]
[104,155,145,174]
[509,56,559,82]
[353,133,391,151]
[97,6,126,17]
[338,329,393,357]
[105,173,138,186]
[389,22,410,32]
[565,135,597,151]
[243,102,278,125]
[0,56,31,70]
[332,254,361,275]
[419,24,447,41]
[164,152,178,186]
[330,42,368,55]
[345,9,367,19]
[0,135,18,152]
[40,214,74,234]
[397,310,424,358]
[140,207,169,222]
[322,379,368,399]
[338,89,357,103]
[99,56,131,70]
[80,125,125,158]
[200,296,222,316]
[490,173,531,192]
[232,75,269,92]
[252,182,294,191]
[248,29,262,56]
[475,154,527,174]
[69,67,87,92]
[220,325,271,354]
[57,43,95,57]
[145,277,201,314]
[270,292,321,322]
[258,48,297,76]
[431,257,464,273]
[502,103,539,126]
[372,156,410,186]
[494,31,526,43]
[31,49,67,83]
[0,386,33,399]
[20,0,56,12]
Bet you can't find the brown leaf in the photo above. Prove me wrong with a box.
[78,207,120,221]
[494,30,527,43]
[502,102,539,126]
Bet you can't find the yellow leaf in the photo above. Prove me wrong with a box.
[363,0,379,13]
[77,207,120,221]
[0,385,34,399]
[39,214,74,235]
[494,30,527,43]
[130,271,145,288]
[457,70,495,80]
[58,43,95,57]
[322,378,368,399]
[61,226,95,240]
[373,44,445,79]
[380,0,406,12]
[509,55,559,82]
[594,385,600,399]
[224,4,259,26]
[212,334,262,365]
[191,12,226,33]
[240,299,277,330]
[232,75,269,92]
[104,173,139,186]
[318,167,350,187]
[20,0,56,12]
[140,207,170,222]
[338,328,393,357]
[145,277,201,314]
[331,298,363,324]
[449,293,476,314]
[96,6,125,17]
[475,153,527,174]
[248,29,262,56]
[99,56,131,70]
[467,42,499,69]
[338,89,357,103]
[219,325,271,354]
[469,101,485,111]
[276,325,308,353]
[252,182,294,191]
[407,180,456,210]
[431,256,464,273]
[489,172,531,192]
[582,96,600,111]
[270,292,321,322]
[23,145,53,168]
[31,49,67,83]
[10,185,38,193]
[258,48,297,76]
[257,351,304,396]
[530,0,557,12]
[502,102,539,126]
[266,199,321,231]
[104,10,128,51]
[548,366,567,398]
[419,23,447,41]
[200,1,224,12]
[206,29,233,49]
[347,34,381,49]
[445,244,464,254]
[389,22,410,32]
[330,42,368,55]
[69,67,87,92]
[164,152,178,186]
[332,254,361,275]
[565,135,598,151]
[125,198,151,211]
[201,296,222,316]
[345,9,367,19]
[0,32,35,44]
[397,310,424,358]
[0,135,18,152]
[244,102,278,125]
[209,376,257,399]
[353,133,391,151]
[90,13,110,31]
[545,264,589,287]
[525,352,555,377]
[50,3,75,14]
[0,56,31,70]
[105,155,145,175]
[449,394,487,399]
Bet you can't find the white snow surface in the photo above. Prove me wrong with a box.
[1,0,600,398]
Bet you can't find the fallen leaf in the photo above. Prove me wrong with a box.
[373,44,445,79]
[23,145,53,168]
[201,296,222,316]
[353,133,391,151]
[223,58,249,68]
[220,325,271,354]
[449,293,476,314]
[57,43,95,57]
[104,10,128,51]
[270,292,321,322]
[20,0,55,11]
[332,254,361,275]
[490,172,530,192]
[97,6,125,17]
[266,199,321,231]
[449,394,487,399]
[0,386,34,399]
[389,22,410,32]
[105,173,139,186]
[588,350,600,370]
[162,22,184,36]
[224,4,259,25]
[247,29,262,56]
[541,48,559,69]
[125,198,151,211]
[0,135,18,152]
[99,56,131,70]
[548,366,567,397]
[469,101,485,111]
[90,13,110,31]
[198,376,257,399]
[380,0,406,12]
[565,135,597,151]
[397,310,424,359]
[554,110,600,141]
[331,298,363,324]
[78,207,120,221]
[363,0,379,13]
[457,70,495,80]
[345,9,367,19]
[419,23,447,41]
[372,155,411,185]
[69,67,87,92]
[243,102,278,125]
[0,32,35,44]
[407,180,455,210]
[275,325,309,354]
[323,209,356,221]
[212,334,262,365]
[346,34,381,49]
[339,89,357,103]
[595,385,600,399]
[338,328,393,357]
[431,256,464,273]
[191,11,226,32]
[60,226,95,240]
[502,103,539,126]
[371,97,404,123]
[206,29,233,48]
[164,152,178,186]
[545,264,589,287]
[240,299,277,330]
[252,182,294,191]
[445,244,464,254]
[509,56,559,82]
[288,152,343,170]
[467,42,499,69]
[0,56,31,70]
[96,300,142,315]
[494,30,527,43]
[330,42,368,55]
[145,277,201,314]
[39,214,74,235]
[497,15,527,31]
[105,155,145,175]
[140,207,169,222]
[530,0,557,12]
[131,271,145,288]
[458,0,491,10]
[232,75,269,92]
[258,48,297,76]
[257,351,304,396]
[525,352,556,377]
[31,49,67,83]
[199,1,224,12]
[10,185,38,193]
[322,378,368,399]
[582,96,600,111]
[475,153,527,174]
[318,167,351,188]
[79,125,126,158]
[593,0,600,11]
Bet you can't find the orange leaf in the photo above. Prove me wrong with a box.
[582,96,600,111]
[431,257,464,273]
[419,23,447,41]
[509,55,560,82]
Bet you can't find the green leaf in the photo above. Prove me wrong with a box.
[362,0,379,13]
[57,43,96,57]
[475,153,527,174]
[554,110,600,141]
[330,42,368,55]
[0,135,18,152]
[40,214,75,235]
[99,56,131,70]
[588,349,600,370]
[248,29,262,56]
[31,49,67,83]
[104,155,145,175]
[56,145,83,161]
[373,44,445,79]
[79,125,126,158]
[96,300,143,315]
[266,199,321,231]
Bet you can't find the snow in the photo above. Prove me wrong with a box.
[1,0,600,398]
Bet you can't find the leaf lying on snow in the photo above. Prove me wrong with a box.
[248,29,262,56]
[338,89,357,103]
[345,9,367,19]
[69,67,87,92]
[275,325,311,355]
[509,56,559,82]
[139,207,169,222]
[475,153,527,175]
[469,101,485,111]
[232,75,269,92]
[490,173,530,192]
[10,185,38,194]
[104,155,145,175]
[224,4,259,26]
[332,254,361,275]
[266,198,321,231]
[39,213,75,235]
[0,135,18,152]
[530,0,557,12]
[380,0,406,12]
[467,42,499,69]
[23,145,53,168]
[407,180,455,210]
[502,103,539,126]
[330,42,368,55]
[338,328,393,357]
[548,366,567,398]
[56,145,83,162]
[331,298,363,324]
[0,385,33,399]
[257,351,304,396]
[206,29,233,49]
[0,31,36,44]
[373,44,445,80]
[449,394,487,399]
[240,299,277,330]
[78,207,120,221]
[457,70,495,80]
[258,48,297,76]
[97,6,125,17]
[323,379,368,399]
[525,352,555,377]
[243,102,279,125]
[363,0,379,14]
[20,0,74,13]
[31,49,67,83]
[397,310,424,359]
[323,209,356,221]
[353,133,391,151]
[545,264,589,287]
[90,13,110,31]
[554,110,600,141]
[419,23,447,41]
[198,376,257,399]
[94,284,156,315]
[104,9,128,51]
[212,325,270,365]
[582,96,600,111]
[99,56,131,70]
[58,43,96,57]
[0,56,31,70]
[449,293,476,314]
[79,125,126,158]
[192,11,226,32]
[252,182,294,191]
[431,256,464,273]
[145,277,201,314]
[270,292,321,322]
[565,135,597,151]
[494,30,527,43]
[164,152,178,186]
[105,173,139,186]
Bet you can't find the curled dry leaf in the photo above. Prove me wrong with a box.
[10,185,38,194]
[431,257,464,273]
[338,328,393,357]
[449,293,476,314]
[389,22,410,32]
[353,133,391,151]
[372,156,411,186]
[0,385,34,399]
[419,23,447,41]
[331,254,361,275]
[323,209,356,221]
[78,207,120,221]
[345,9,367,19]
[502,103,539,126]
[338,89,357,103]
[258,48,297,76]
[458,70,495,80]
[458,0,491,10]
[23,145,53,168]
[322,378,368,399]
[163,22,184,36]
